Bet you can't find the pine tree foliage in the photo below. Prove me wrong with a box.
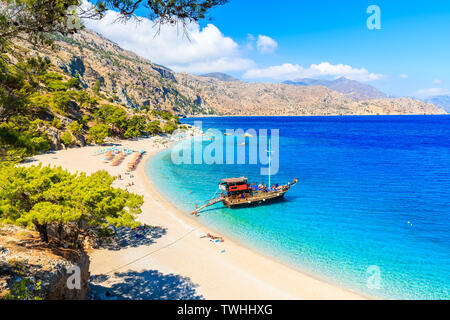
[0,163,143,244]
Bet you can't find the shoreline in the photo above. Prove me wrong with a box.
[141,148,371,300]
[25,136,368,300]
[183,113,449,118]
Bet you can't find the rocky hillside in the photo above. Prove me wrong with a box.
[37,29,444,116]
[43,32,212,115]
[176,73,443,116]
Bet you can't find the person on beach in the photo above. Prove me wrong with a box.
[202,233,224,242]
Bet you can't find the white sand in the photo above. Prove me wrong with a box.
[27,136,366,300]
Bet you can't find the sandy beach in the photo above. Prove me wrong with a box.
[26,135,366,300]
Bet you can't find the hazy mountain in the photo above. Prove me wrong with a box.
[28,29,443,116]
[424,95,450,113]
[284,77,388,100]
[200,72,239,82]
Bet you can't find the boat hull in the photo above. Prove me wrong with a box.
[222,190,287,208]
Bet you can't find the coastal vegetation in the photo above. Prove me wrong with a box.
[0,0,229,300]
[0,163,143,246]
[0,54,181,163]
[2,277,43,300]
[0,1,221,269]
[0,0,227,163]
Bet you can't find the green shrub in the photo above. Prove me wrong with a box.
[60,131,73,146]
[124,116,146,138]
[93,80,102,95]
[79,116,89,127]
[0,118,51,162]
[51,92,72,114]
[51,118,62,129]
[2,278,43,300]
[88,124,110,145]
[95,105,127,133]
[0,164,143,245]
[147,120,161,135]
[67,121,81,135]
[162,121,177,134]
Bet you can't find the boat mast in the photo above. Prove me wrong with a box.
[267,139,273,188]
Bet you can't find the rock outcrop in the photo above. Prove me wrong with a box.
[0,225,90,300]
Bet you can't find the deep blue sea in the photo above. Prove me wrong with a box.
[146,115,450,299]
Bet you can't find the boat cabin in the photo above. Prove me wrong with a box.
[219,177,250,197]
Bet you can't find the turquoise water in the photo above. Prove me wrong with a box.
[146,116,450,299]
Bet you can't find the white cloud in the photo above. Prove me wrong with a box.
[172,57,255,74]
[243,62,385,82]
[417,87,450,97]
[399,74,409,79]
[256,35,278,54]
[82,6,254,73]
[243,34,256,51]
[243,63,300,80]
[433,79,442,84]
[79,2,382,81]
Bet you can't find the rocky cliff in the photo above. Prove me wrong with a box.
[45,31,214,115]
[0,225,90,300]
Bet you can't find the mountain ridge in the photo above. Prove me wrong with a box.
[424,95,450,113]
[31,29,444,116]
[283,77,388,100]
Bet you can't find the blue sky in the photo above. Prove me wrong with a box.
[85,0,450,97]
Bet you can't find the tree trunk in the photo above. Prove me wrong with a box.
[58,222,63,241]
[35,223,48,243]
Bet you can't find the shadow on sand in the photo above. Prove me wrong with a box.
[90,270,203,300]
[100,226,167,251]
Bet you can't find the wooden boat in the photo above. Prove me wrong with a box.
[220,177,298,208]
[190,140,298,215]
[191,177,298,214]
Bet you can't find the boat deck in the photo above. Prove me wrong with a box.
[223,189,288,207]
